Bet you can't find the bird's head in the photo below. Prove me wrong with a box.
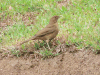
[49,16,60,24]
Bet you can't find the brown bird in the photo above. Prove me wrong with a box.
[19,15,60,49]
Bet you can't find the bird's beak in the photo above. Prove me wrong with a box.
[57,16,60,19]
[58,15,62,19]
[58,16,60,18]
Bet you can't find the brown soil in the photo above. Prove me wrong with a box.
[0,44,100,75]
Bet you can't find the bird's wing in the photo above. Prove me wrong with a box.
[34,27,55,37]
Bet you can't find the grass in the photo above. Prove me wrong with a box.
[0,0,100,52]
[40,49,59,59]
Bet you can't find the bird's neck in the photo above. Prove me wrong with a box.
[49,20,57,24]
[54,23,59,28]
[51,22,58,28]
[49,22,57,25]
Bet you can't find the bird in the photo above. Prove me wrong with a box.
[18,15,60,49]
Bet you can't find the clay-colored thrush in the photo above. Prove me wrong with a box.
[19,16,60,48]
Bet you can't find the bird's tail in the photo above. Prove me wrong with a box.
[19,36,35,45]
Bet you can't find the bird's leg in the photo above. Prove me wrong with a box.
[46,40,51,50]
[43,40,46,44]
[40,40,48,50]
[49,39,52,45]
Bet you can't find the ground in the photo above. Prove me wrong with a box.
[0,45,100,75]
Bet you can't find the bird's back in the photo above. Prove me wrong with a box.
[33,23,59,40]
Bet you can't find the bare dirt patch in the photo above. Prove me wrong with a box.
[57,0,71,8]
[0,12,37,32]
[0,42,100,75]
[22,12,37,26]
